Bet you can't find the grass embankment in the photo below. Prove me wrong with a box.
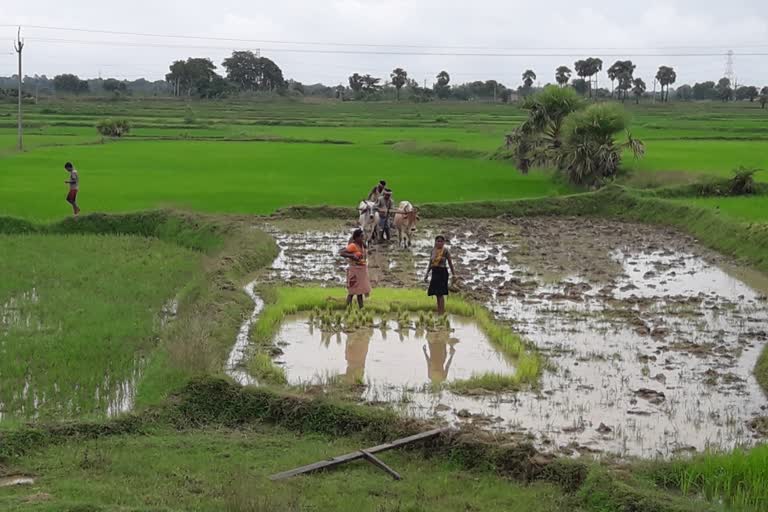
[0,211,278,412]
[248,287,540,392]
[0,234,197,423]
[0,377,710,512]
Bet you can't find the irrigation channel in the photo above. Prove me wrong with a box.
[226,217,768,459]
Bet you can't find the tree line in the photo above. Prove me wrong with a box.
[2,53,767,108]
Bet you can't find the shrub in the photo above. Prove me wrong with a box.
[96,118,131,137]
[728,166,760,195]
[557,104,645,187]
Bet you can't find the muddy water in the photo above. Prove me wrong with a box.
[275,315,514,390]
[255,218,768,458]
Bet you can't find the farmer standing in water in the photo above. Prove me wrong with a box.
[424,235,457,315]
[64,162,80,216]
[340,228,371,309]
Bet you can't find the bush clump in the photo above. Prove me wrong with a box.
[96,118,131,137]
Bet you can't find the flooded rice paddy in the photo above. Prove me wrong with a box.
[274,314,513,389]
[246,217,768,458]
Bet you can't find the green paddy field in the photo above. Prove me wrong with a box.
[1,99,766,221]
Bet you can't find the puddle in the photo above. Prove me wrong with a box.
[247,217,768,458]
[0,476,35,487]
[275,314,514,391]
[225,279,262,386]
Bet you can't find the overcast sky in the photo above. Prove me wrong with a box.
[2,1,767,88]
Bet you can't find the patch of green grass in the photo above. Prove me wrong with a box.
[670,195,768,223]
[652,445,768,511]
[248,353,287,385]
[626,140,768,180]
[0,425,568,512]
[0,234,200,422]
[450,372,525,393]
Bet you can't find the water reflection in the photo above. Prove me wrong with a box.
[424,332,459,384]
[344,328,373,384]
[275,314,514,391]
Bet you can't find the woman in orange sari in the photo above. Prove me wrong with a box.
[340,228,371,308]
[423,235,457,315]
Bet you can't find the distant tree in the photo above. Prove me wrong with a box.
[287,79,305,96]
[197,75,232,99]
[102,78,127,94]
[574,58,602,98]
[221,52,284,92]
[606,60,635,101]
[655,66,676,102]
[389,68,408,101]
[760,86,768,109]
[361,74,382,93]
[409,81,433,103]
[692,81,717,101]
[335,85,346,100]
[433,70,451,99]
[734,85,759,102]
[53,74,89,95]
[617,61,636,102]
[348,73,364,93]
[716,77,733,102]
[676,84,693,101]
[631,78,646,104]
[571,78,589,95]
[522,69,537,89]
[607,61,622,97]
[555,66,572,87]
[165,58,219,96]
[588,58,604,96]
[499,88,513,103]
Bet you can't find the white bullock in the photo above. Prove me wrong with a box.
[357,200,380,247]
[393,201,419,248]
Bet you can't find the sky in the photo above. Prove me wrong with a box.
[2,1,767,88]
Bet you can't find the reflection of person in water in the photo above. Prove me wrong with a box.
[344,328,373,384]
[423,332,458,384]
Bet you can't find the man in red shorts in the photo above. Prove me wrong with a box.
[64,162,80,216]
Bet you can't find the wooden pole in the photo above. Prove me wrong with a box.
[269,427,450,481]
[13,26,24,151]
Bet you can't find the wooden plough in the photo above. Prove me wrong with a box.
[269,427,451,481]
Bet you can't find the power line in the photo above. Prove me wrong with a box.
[24,37,768,58]
[3,23,768,51]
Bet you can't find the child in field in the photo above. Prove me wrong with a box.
[64,162,80,216]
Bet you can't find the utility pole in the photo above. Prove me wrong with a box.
[13,26,24,151]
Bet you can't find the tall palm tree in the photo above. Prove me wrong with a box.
[555,66,572,87]
[390,68,408,101]
[631,78,646,104]
[574,60,589,96]
[522,69,537,89]
[655,66,677,102]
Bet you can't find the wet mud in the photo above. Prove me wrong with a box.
[251,216,768,458]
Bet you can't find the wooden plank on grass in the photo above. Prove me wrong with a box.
[269,427,450,481]
[360,450,402,480]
